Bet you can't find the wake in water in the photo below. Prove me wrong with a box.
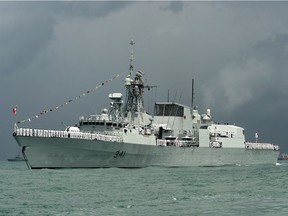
[276,162,288,166]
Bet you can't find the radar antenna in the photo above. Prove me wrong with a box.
[109,93,123,123]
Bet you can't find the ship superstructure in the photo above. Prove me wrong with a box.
[13,40,279,168]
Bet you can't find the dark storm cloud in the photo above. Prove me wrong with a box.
[0,1,129,75]
[203,34,288,112]
[0,14,54,75]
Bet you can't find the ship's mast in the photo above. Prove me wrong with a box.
[124,40,145,123]
[191,78,194,109]
[129,39,135,76]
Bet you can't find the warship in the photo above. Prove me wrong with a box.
[13,41,279,169]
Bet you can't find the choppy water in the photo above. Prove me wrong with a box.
[0,161,288,216]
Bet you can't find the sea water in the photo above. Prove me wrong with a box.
[0,161,287,216]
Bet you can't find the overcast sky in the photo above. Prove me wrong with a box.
[1,1,288,160]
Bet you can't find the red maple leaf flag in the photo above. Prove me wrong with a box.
[12,106,17,115]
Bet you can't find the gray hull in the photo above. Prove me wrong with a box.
[14,136,279,169]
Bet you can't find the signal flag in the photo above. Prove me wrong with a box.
[12,106,17,115]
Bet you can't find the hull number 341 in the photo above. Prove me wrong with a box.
[113,151,126,158]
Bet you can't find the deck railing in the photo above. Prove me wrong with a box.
[245,142,279,150]
[13,128,279,150]
[156,139,194,147]
[13,128,121,142]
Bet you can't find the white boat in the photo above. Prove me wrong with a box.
[13,40,279,169]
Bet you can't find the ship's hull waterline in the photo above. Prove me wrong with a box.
[14,136,279,169]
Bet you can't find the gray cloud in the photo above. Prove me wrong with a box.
[160,1,184,14]
[203,34,288,113]
[55,1,130,18]
[0,14,54,75]
[0,2,129,75]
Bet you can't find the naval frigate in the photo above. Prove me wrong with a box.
[13,40,279,169]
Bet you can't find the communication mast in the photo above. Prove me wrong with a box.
[123,40,145,119]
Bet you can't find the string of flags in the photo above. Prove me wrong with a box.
[15,73,121,125]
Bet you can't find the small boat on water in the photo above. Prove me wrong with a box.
[278,153,288,160]
[8,153,25,162]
